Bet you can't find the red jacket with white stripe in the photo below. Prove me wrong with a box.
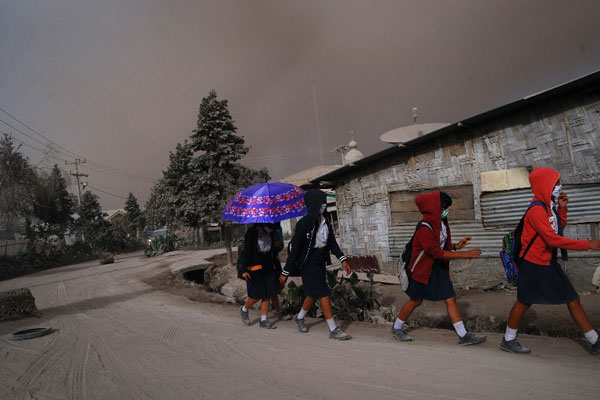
[409,191,452,285]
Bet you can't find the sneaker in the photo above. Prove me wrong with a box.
[500,338,531,354]
[589,339,600,355]
[259,319,275,329]
[329,327,352,341]
[391,327,414,342]
[293,315,308,333]
[458,332,487,346]
[240,306,250,326]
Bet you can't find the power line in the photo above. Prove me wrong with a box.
[80,164,154,183]
[87,184,128,200]
[0,118,153,182]
[0,107,155,181]
[0,129,62,158]
[0,118,60,153]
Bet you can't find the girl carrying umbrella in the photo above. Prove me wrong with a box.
[223,183,307,329]
[237,223,281,329]
[279,189,353,340]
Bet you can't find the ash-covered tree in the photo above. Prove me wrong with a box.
[124,192,143,238]
[189,90,249,224]
[32,164,73,239]
[150,91,269,263]
[0,134,37,239]
[75,191,109,250]
[145,179,174,230]
[187,90,269,263]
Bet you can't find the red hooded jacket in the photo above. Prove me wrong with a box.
[409,191,452,284]
[520,167,589,265]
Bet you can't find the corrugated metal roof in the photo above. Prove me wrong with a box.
[312,70,600,186]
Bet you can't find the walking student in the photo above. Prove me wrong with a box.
[392,191,487,345]
[279,189,353,340]
[500,167,600,355]
[238,223,280,329]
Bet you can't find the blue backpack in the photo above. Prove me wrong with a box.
[500,201,546,285]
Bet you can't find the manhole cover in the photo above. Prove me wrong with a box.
[9,327,52,341]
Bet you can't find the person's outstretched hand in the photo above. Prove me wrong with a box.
[464,248,482,258]
[589,240,600,251]
[456,237,472,250]
[342,260,351,275]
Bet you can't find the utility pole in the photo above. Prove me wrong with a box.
[65,158,88,207]
[311,66,325,165]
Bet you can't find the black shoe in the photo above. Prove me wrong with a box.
[590,338,600,355]
[391,327,413,342]
[259,319,275,329]
[458,332,486,346]
[293,315,308,333]
[329,327,352,340]
[240,307,250,326]
[500,338,531,354]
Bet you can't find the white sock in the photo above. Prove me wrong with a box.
[453,321,467,338]
[326,318,337,332]
[584,329,598,345]
[297,308,308,320]
[241,306,248,312]
[393,318,405,330]
[504,326,518,342]
[260,315,267,322]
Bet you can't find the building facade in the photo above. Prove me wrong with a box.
[315,72,600,289]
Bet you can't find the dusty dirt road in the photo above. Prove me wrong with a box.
[1,250,599,400]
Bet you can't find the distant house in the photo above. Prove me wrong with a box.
[312,71,600,290]
[104,209,126,224]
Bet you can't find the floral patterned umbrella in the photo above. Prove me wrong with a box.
[222,182,307,224]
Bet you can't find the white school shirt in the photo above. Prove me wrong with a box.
[314,216,329,249]
[440,222,448,249]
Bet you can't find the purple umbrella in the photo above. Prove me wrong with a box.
[222,182,307,224]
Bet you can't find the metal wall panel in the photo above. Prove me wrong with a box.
[481,184,600,227]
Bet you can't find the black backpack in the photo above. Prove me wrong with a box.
[398,221,433,290]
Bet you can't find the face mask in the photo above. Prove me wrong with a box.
[319,204,327,214]
[552,185,561,200]
[441,209,449,219]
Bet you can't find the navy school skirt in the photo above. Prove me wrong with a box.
[301,248,331,299]
[517,259,579,305]
[406,260,456,301]
[246,252,278,300]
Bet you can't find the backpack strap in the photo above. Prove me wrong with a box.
[519,201,547,264]
[408,221,434,273]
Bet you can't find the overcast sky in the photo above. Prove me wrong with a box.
[1,0,599,209]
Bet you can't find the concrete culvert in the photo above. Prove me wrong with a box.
[183,269,205,284]
[9,327,53,341]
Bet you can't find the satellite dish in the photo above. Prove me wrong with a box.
[380,123,449,145]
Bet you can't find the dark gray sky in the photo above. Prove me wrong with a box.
[1,0,599,209]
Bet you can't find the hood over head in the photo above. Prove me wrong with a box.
[529,167,560,212]
[304,189,327,219]
[415,190,442,241]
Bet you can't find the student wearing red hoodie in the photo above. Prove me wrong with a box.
[500,167,600,355]
[391,191,487,345]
